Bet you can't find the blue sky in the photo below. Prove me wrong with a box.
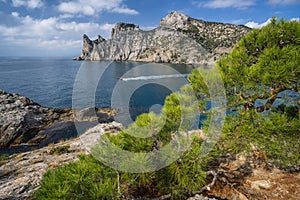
[0,0,299,57]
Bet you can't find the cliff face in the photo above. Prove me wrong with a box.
[77,11,250,64]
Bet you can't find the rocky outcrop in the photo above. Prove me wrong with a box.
[0,90,116,152]
[76,11,250,64]
[0,122,122,200]
[0,90,71,148]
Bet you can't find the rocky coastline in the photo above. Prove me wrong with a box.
[75,11,250,65]
[0,122,122,199]
[0,90,121,199]
[0,90,115,154]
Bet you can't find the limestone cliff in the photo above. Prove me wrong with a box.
[76,11,250,64]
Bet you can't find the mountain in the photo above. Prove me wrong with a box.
[75,11,250,64]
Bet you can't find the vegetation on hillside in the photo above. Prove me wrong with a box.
[34,18,299,199]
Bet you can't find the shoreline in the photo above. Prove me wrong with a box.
[0,90,116,155]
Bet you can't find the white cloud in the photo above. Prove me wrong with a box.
[245,18,272,28]
[112,7,139,15]
[58,14,75,19]
[267,0,300,5]
[245,17,299,29]
[0,12,115,56]
[11,0,44,9]
[11,11,19,17]
[198,0,256,9]
[291,18,300,21]
[58,2,95,16]
[58,0,138,16]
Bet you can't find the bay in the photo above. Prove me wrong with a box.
[0,57,193,123]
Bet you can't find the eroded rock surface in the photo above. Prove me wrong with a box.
[0,90,116,153]
[0,122,122,200]
[76,11,250,65]
[0,90,72,148]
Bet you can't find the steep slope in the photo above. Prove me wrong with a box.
[76,11,250,64]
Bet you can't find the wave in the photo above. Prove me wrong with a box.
[120,74,189,81]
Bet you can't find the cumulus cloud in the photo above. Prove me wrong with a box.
[11,0,44,9]
[267,0,300,5]
[245,17,299,29]
[197,0,256,9]
[245,18,272,28]
[0,12,115,56]
[58,0,138,16]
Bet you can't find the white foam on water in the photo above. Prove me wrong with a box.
[121,74,189,81]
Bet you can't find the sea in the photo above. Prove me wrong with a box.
[0,57,194,124]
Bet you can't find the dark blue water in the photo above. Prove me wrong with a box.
[0,57,80,108]
[0,57,193,122]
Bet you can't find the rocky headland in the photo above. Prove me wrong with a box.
[0,90,115,154]
[75,11,250,64]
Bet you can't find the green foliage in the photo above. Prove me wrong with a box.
[33,155,119,200]
[107,136,207,199]
[154,137,207,197]
[215,18,300,109]
[213,111,300,168]
[187,18,300,169]
[94,84,206,198]
[178,24,199,34]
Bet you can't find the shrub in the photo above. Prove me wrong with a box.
[33,155,119,200]
[212,111,300,168]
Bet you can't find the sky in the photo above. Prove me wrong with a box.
[0,0,299,57]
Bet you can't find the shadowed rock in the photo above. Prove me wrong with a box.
[0,90,116,154]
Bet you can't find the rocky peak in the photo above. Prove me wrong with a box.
[159,11,190,29]
[82,34,105,45]
[76,11,250,64]
[80,34,93,59]
[97,35,106,43]
[111,22,140,38]
[82,34,92,45]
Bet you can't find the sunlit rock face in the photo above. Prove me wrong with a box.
[77,11,250,65]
